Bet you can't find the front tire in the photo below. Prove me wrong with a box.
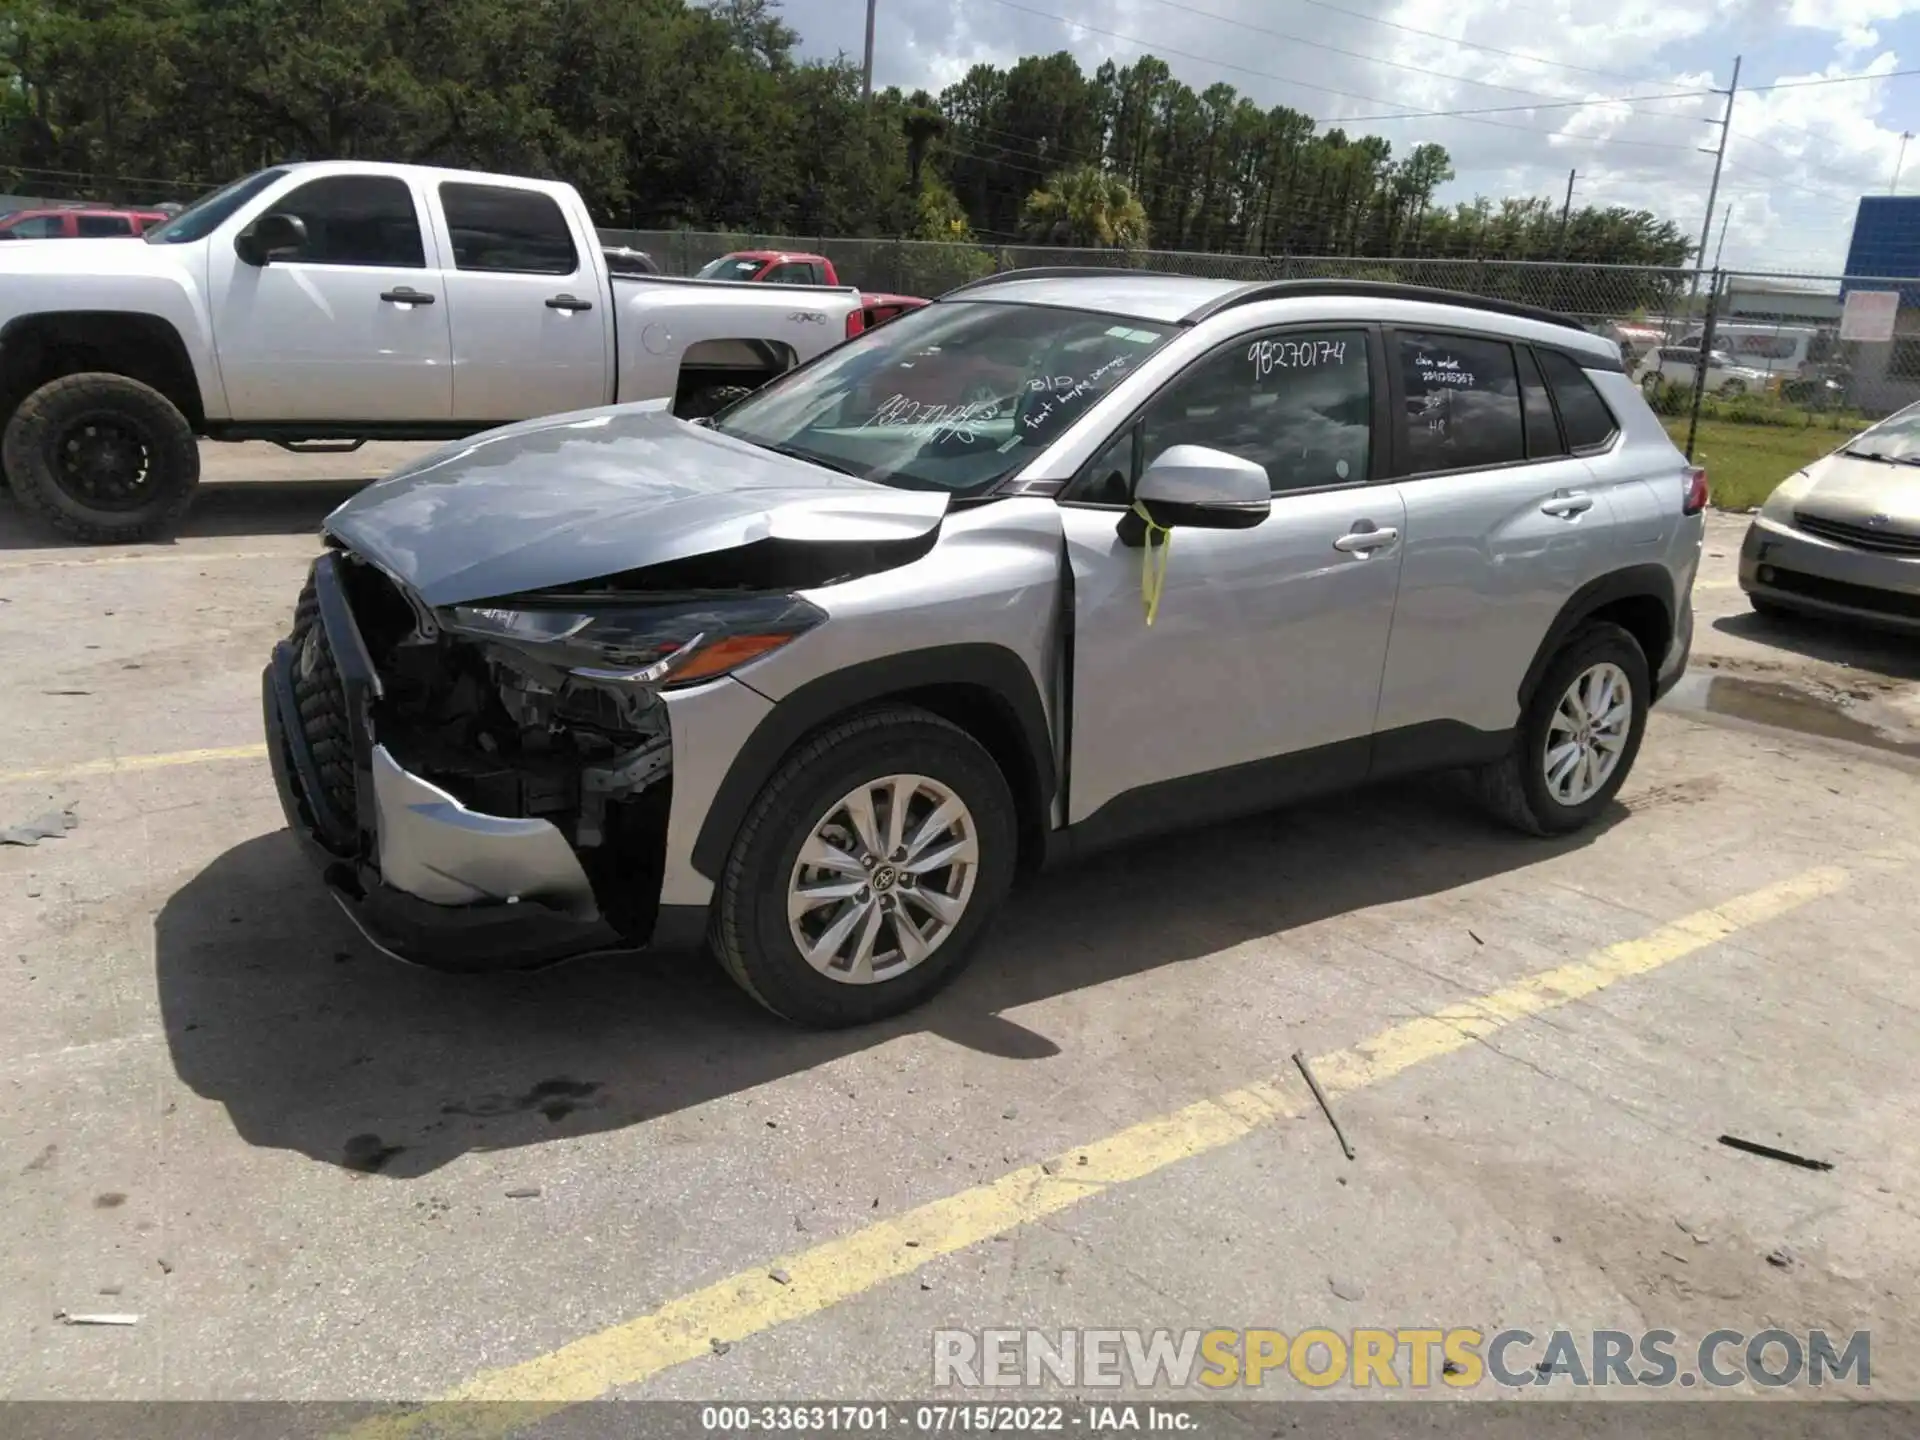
[710,706,1018,1028]
[1473,621,1650,837]
[3,373,199,543]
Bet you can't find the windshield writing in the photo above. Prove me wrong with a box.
[714,302,1171,495]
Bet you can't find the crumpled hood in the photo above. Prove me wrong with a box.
[324,405,950,607]
[1793,450,1920,531]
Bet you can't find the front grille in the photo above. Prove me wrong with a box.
[1766,567,1920,621]
[1793,510,1920,555]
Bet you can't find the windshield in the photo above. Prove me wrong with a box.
[714,300,1173,495]
[1845,403,1920,463]
[144,168,290,244]
[697,255,769,281]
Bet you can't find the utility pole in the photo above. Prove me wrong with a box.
[1712,202,1732,269]
[1894,131,1914,194]
[1557,168,1576,254]
[862,0,877,105]
[1690,54,1740,308]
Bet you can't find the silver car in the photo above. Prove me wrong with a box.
[1739,402,1920,633]
[263,272,1705,1028]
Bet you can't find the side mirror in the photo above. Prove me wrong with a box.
[235,212,307,266]
[1125,445,1270,537]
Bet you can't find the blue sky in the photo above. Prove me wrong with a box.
[781,0,1920,275]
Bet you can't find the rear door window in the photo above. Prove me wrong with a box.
[439,183,579,275]
[77,214,134,237]
[1396,331,1525,474]
[1536,349,1620,451]
[7,215,65,237]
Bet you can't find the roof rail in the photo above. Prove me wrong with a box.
[1185,278,1591,333]
[940,265,1191,297]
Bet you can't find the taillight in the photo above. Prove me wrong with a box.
[845,308,866,341]
[1682,465,1708,516]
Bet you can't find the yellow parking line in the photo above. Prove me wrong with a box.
[0,549,317,571]
[343,863,1850,1440]
[0,744,267,786]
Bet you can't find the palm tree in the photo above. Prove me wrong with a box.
[1019,165,1149,250]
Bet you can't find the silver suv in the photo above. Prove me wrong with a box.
[264,273,1705,1028]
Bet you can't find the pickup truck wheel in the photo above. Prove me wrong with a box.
[1472,621,1649,837]
[675,383,755,421]
[3,373,200,543]
[710,706,1017,1029]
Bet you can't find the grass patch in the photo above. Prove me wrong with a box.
[1662,418,1841,511]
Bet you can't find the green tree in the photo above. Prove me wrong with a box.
[1019,164,1148,249]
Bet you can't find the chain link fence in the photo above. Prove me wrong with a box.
[605,228,1920,458]
[7,181,1915,457]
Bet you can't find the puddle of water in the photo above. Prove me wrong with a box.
[1662,672,1920,758]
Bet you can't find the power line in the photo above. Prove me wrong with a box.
[1281,0,1662,86]
[1133,0,1701,114]
[978,0,1712,152]
[1747,66,1920,95]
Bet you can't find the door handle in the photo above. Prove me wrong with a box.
[380,287,435,306]
[546,293,593,312]
[1540,493,1594,518]
[1333,526,1399,553]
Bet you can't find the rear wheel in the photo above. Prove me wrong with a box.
[3,372,199,543]
[1473,622,1649,837]
[710,706,1017,1028]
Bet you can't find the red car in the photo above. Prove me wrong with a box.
[690,250,928,335]
[0,206,173,239]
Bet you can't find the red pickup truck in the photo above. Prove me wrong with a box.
[695,250,926,328]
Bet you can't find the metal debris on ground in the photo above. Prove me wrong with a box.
[1293,1050,1355,1161]
[769,1267,792,1286]
[504,1186,542,1198]
[1767,1247,1796,1269]
[1,808,78,846]
[1467,930,1484,945]
[1718,1134,1834,1171]
[56,1311,139,1326]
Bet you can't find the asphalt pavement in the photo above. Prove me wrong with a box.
[2,444,1917,1420]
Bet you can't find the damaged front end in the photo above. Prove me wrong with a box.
[262,547,827,970]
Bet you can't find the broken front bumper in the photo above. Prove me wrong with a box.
[262,554,643,971]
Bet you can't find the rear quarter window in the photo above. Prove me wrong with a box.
[1537,349,1620,451]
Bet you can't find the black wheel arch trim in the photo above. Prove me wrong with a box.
[0,310,206,427]
[1518,563,1675,711]
[691,643,1057,882]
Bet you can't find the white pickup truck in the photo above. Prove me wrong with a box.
[0,161,867,542]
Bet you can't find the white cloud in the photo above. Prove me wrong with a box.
[787,0,1918,272]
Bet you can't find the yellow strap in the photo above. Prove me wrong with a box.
[1132,501,1173,626]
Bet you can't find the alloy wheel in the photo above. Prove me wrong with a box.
[787,773,980,985]
[1544,661,1632,806]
